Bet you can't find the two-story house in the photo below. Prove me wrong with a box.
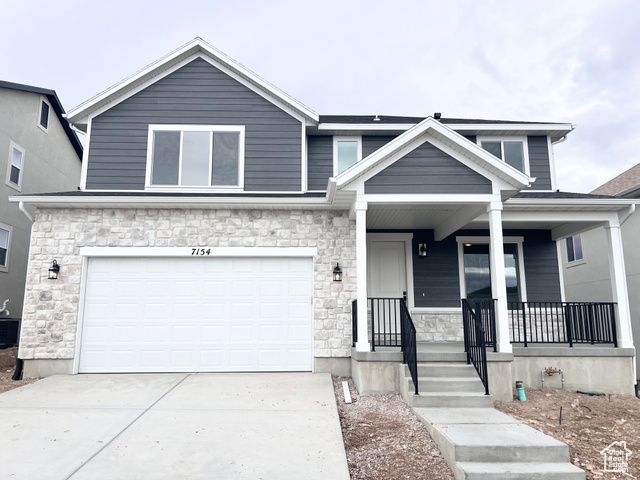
[0,81,83,327]
[12,38,637,398]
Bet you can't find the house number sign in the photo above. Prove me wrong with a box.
[191,248,211,256]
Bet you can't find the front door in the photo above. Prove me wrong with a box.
[368,241,407,298]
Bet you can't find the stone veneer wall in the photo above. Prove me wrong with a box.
[411,311,464,342]
[19,208,356,362]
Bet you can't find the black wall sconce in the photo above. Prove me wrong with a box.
[418,244,427,257]
[48,259,60,280]
[333,263,343,282]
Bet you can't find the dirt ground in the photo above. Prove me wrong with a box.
[333,376,455,480]
[495,388,639,480]
[0,347,38,393]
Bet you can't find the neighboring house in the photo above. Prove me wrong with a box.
[10,38,637,398]
[0,81,83,321]
[560,163,640,392]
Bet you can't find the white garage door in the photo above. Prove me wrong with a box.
[79,256,313,373]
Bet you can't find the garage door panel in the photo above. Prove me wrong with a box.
[79,256,313,373]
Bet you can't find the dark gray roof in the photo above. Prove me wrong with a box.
[318,115,566,125]
[513,191,617,200]
[0,80,83,160]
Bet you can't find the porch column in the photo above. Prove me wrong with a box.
[605,221,634,348]
[355,201,371,352]
[488,202,512,353]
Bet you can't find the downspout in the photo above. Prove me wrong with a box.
[619,204,635,226]
[18,202,34,223]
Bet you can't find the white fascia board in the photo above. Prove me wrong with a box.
[362,193,500,205]
[66,37,318,125]
[506,198,640,209]
[446,123,574,133]
[336,117,530,191]
[80,246,318,258]
[9,195,333,209]
[499,211,619,223]
[317,123,416,131]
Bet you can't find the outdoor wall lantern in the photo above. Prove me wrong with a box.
[48,260,60,280]
[418,244,427,257]
[333,263,343,282]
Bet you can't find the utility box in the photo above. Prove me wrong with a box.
[0,319,19,347]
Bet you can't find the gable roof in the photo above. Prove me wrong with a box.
[591,163,640,198]
[0,80,83,160]
[66,37,319,128]
[335,116,531,191]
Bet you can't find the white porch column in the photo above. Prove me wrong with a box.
[355,201,371,352]
[488,202,512,353]
[605,221,634,348]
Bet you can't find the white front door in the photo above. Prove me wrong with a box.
[368,241,407,298]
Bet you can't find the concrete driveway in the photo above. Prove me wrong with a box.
[0,373,350,479]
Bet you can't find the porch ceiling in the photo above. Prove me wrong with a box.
[367,204,465,229]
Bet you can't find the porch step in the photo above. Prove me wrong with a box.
[417,377,487,393]
[406,391,494,408]
[416,362,478,378]
[416,351,468,362]
[413,408,585,480]
[458,462,586,479]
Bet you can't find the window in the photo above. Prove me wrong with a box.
[6,142,25,191]
[0,223,11,272]
[333,136,362,175]
[566,234,583,263]
[39,99,50,130]
[147,125,244,189]
[478,137,529,174]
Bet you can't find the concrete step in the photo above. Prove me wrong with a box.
[416,377,486,393]
[416,351,467,362]
[458,461,586,479]
[444,424,570,463]
[415,362,478,377]
[408,391,494,408]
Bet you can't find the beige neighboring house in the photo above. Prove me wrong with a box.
[560,163,640,394]
[0,81,83,321]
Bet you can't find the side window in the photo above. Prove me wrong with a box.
[566,234,584,263]
[6,142,25,191]
[0,223,12,272]
[39,97,51,132]
[333,136,362,175]
[478,137,529,174]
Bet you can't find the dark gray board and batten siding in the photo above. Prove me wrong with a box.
[364,140,492,194]
[527,136,552,190]
[410,229,562,308]
[307,136,333,190]
[86,58,302,191]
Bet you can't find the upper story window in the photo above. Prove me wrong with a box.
[6,141,25,191]
[333,136,362,175]
[0,223,11,272]
[478,137,529,174]
[146,125,245,189]
[566,234,583,263]
[39,97,51,132]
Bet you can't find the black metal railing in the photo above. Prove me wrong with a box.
[474,300,497,352]
[350,297,419,394]
[369,298,403,351]
[462,299,490,395]
[509,302,617,347]
[400,300,419,395]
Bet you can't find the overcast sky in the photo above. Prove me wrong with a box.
[2,0,638,193]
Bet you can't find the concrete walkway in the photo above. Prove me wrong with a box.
[0,373,350,480]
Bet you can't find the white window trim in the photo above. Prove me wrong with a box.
[6,141,25,192]
[0,222,13,272]
[333,136,362,176]
[144,124,245,192]
[38,95,51,133]
[456,236,527,302]
[565,234,585,264]
[477,136,530,176]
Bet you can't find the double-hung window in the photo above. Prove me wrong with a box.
[566,234,583,263]
[478,137,529,174]
[39,98,50,131]
[0,223,12,272]
[147,125,244,189]
[333,136,362,175]
[6,142,25,191]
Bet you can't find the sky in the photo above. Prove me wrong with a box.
[2,0,639,193]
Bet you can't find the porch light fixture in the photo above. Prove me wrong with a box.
[48,260,60,280]
[333,263,343,282]
[418,244,427,257]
